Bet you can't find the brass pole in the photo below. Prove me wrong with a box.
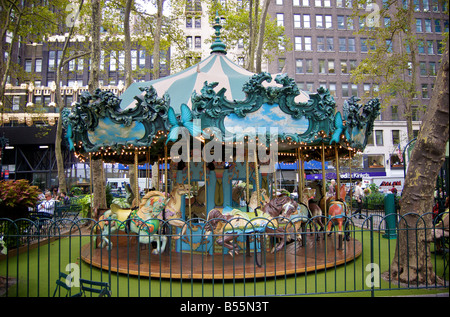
[349,149,352,213]
[134,148,140,205]
[322,143,327,217]
[164,144,168,194]
[246,149,250,203]
[187,138,191,219]
[254,148,260,213]
[335,145,340,200]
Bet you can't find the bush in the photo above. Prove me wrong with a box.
[0,179,40,209]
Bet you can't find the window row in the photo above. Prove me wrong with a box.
[282,13,448,33]
[276,0,447,12]
[294,58,359,75]
[47,50,165,73]
[293,36,363,52]
[416,18,449,33]
[186,36,202,49]
[296,81,378,98]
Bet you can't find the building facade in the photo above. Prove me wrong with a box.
[266,0,448,188]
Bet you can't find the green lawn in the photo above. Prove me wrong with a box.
[1,229,448,297]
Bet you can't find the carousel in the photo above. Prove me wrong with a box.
[62,16,381,279]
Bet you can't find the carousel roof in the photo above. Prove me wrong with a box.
[62,15,380,164]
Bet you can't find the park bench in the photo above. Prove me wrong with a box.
[53,272,111,297]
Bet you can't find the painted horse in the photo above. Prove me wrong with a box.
[206,196,299,255]
[326,184,349,235]
[95,183,191,253]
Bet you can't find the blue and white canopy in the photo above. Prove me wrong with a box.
[63,15,380,163]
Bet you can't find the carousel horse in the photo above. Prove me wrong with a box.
[95,183,192,252]
[308,181,350,241]
[206,195,299,255]
[326,184,349,235]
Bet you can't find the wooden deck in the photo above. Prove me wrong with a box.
[81,234,362,280]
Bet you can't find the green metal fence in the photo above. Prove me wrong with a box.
[0,212,448,298]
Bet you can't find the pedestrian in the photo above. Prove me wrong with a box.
[353,181,364,219]
[327,179,336,198]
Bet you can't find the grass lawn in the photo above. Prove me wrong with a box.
[1,228,448,297]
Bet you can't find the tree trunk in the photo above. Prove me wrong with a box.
[386,40,449,285]
[55,1,85,195]
[152,0,164,80]
[89,0,107,214]
[255,0,270,73]
[124,0,134,88]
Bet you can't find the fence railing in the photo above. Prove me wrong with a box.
[0,212,448,298]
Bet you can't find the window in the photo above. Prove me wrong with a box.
[392,105,399,120]
[195,17,201,28]
[384,17,391,27]
[416,19,422,32]
[363,83,371,96]
[277,13,284,27]
[435,19,441,32]
[423,0,430,11]
[316,15,324,28]
[351,84,358,96]
[339,37,346,51]
[318,59,326,73]
[369,154,384,167]
[69,59,75,71]
[294,14,301,28]
[340,60,348,74]
[25,59,32,72]
[304,14,311,28]
[48,51,56,71]
[390,154,403,168]
[361,38,368,52]
[35,59,42,72]
[347,17,354,29]
[12,96,20,111]
[78,58,84,71]
[306,82,314,92]
[118,51,125,71]
[419,62,427,75]
[325,15,332,28]
[412,106,419,121]
[302,0,310,6]
[422,84,430,99]
[195,36,201,48]
[375,130,383,146]
[295,59,303,73]
[131,50,137,70]
[328,60,335,73]
[304,36,312,50]
[110,52,116,71]
[317,36,325,51]
[293,0,300,6]
[278,58,286,72]
[278,36,285,50]
[305,59,313,73]
[276,0,283,4]
[392,130,400,146]
[386,39,392,52]
[348,38,356,51]
[324,0,331,6]
[295,36,302,50]
[337,15,345,29]
[349,60,357,72]
[424,19,432,32]
[186,17,192,28]
[139,50,146,68]
[418,41,425,54]
[186,36,193,49]
[429,62,436,76]
[326,37,334,51]
[329,83,336,96]
[427,40,434,54]
[315,0,322,6]
[342,83,349,97]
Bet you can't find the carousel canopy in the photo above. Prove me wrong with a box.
[62,15,380,165]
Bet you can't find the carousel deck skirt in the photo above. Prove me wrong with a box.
[81,234,362,280]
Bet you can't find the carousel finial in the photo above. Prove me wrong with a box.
[210,11,227,55]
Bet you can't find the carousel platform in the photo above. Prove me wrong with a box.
[80,233,362,280]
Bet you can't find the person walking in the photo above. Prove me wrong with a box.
[353,181,364,219]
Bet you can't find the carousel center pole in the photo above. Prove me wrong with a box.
[297,147,303,199]
[273,150,277,198]
[349,149,352,213]
[246,148,250,204]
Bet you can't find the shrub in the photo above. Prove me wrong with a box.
[0,179,40,209]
